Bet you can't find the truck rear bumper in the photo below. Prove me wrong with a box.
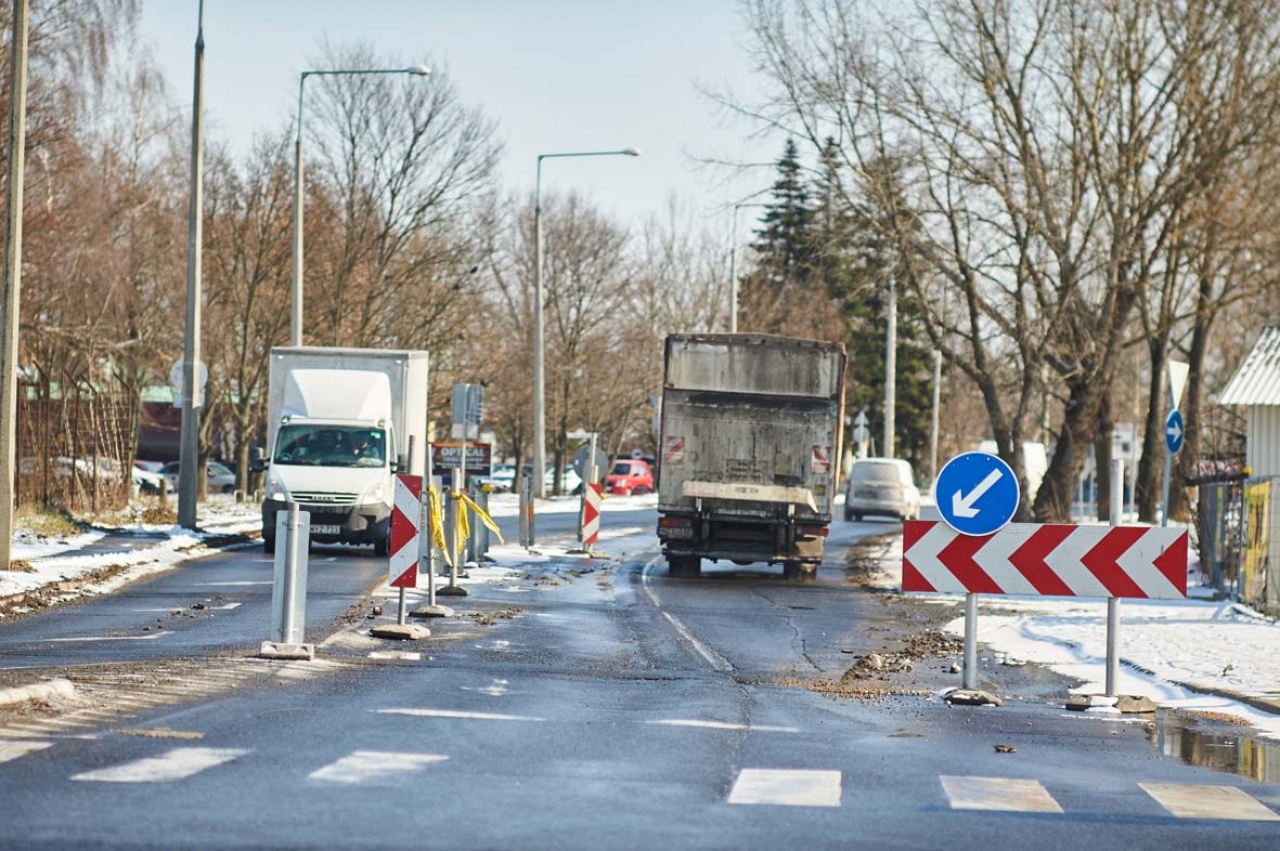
[261,500,390,545]
[658,512,827,565]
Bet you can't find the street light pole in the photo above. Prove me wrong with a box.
[291,64,430,347]
[0,0,29,570]
[532,148,639,498]
[883,276,897,459]
[177,0,205,530]
[728,202,767,333]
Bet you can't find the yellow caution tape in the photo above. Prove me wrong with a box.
[427,485,450,566]
[456,493,505,545]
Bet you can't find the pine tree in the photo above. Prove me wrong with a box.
[740,139,818,331]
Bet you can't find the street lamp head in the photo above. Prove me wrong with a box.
[406,64,432,77]
[623,148,641,157]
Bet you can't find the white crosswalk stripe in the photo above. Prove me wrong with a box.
[0,740,51,764]
[941,775,1063,813]
[71,747,248,783]
[308,750,448,785]
[727,769,842,807]
[1140,783,1280,821]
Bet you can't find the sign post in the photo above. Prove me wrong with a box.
[935,450,1019,690]
[1161,409,1184,528]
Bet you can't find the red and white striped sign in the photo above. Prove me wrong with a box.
[388,474,422,588]
[583,483,603,546]
[902,520,1188,599]
[810,445,831,474]
[663,435,686,466]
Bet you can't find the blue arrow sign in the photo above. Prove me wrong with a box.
[935,451,1020,536]
[1165,409,1184,455]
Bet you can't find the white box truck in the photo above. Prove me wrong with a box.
[656,334,846,579]
[253,346,429,556]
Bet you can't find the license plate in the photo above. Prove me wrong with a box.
[310,524,341,535]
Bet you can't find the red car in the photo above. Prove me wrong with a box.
[605,459,654,495]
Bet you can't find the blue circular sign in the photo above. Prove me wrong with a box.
[1165,410,1184,455]
[935,451,1020,536]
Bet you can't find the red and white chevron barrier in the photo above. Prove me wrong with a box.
[389,474,423,589]
[583,483,603,546]
[902,520,1188,599]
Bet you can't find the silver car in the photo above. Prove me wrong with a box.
[844,458,920,521]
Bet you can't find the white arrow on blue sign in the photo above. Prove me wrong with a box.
[1165,409,1184,455]
[935,451,1020,536]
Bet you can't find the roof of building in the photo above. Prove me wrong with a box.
[1220,325,1280,406]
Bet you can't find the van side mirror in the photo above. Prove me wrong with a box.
[249,446,265,473]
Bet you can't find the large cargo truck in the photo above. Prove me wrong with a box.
[254,346,429,556]
[655,334,846,579]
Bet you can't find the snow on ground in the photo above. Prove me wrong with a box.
[865,529,1280,741]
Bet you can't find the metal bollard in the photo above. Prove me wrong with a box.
[262,503,313,660]
[519,474,534,547]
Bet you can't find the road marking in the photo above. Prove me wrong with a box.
[71,747,248,783]
[941,776,1063,813]
[461,679,509,697]
[1140,783,1280,821]
[728,769,841,807]
[640,557,663,607]
[0,740,51,763]
[308,750,447,785]
[48,631,172,643]
[662,612,733,672]
[649,719,799,733]
[376,708,544,722]
[368,651,422,661]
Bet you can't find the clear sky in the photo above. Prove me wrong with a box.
[138,0,778,231]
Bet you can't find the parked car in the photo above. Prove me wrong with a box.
[521,463,582,495]
[844,458,920,522]
[158,460,237,494]
[131,464,164,494]
[475,463,516,493]
[605,458,654,496]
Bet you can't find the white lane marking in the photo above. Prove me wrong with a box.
[1140,783,1280,821]
[210,602,241,610]
[72,747,248,783]
[196,581,271,587]
[308,750,447,785]
[941,776,1063,813]
[376,708,544,722]
[662,612,733,673]
[728,769,841,807]
[639,557,663,607]
[461,679,509,697]
[368,651,422,661]
[649,719,799,733]
[48,631,172,643]
[0,740,51,763]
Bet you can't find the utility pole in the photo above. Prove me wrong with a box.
[883,277,897,459]
[0,0,30,570]
[177,1,205,529]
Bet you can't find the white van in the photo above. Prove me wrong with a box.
[844,458,921,522]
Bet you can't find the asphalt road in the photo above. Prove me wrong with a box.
[0,503,1276,850]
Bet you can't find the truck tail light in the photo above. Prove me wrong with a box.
[797,523,829,538]
[659,516,693,530]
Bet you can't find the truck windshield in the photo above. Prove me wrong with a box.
[273,426,386,468]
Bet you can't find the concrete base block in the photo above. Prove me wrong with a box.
[1066,693,1156,713]
[437,585,469,597]
[944,689,1003,707]
[369,624,430,641]
[410,604,456,619]
[259,641,315,661]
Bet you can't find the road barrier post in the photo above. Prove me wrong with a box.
[1106,458,1123,697]
[439,468,468,598]
[262,503,313,660]
[519,473,534,547]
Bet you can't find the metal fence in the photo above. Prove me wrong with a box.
[1193,473,1279,616]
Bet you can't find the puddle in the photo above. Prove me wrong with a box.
[1148,714,1280,783]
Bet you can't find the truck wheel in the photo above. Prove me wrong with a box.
[669,556,701,577]
[783,561,817,581]
[373,534,390,558]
